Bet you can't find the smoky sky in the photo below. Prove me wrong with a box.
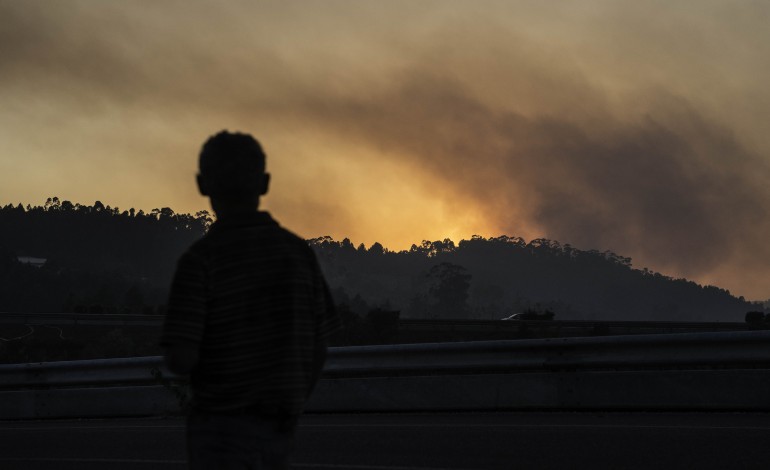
[1,1,769,299]
[298,75,770,292]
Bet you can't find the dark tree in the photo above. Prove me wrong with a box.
[426,262,472,319]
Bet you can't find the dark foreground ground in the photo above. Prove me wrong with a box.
[2,412,769,469]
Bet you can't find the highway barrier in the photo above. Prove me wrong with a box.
[2,331,770,419]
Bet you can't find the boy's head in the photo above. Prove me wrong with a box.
[196,131,270,205]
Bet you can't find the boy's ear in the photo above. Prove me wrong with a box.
[196,174,209,196]
[259,173,271,196]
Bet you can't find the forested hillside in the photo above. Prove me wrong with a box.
[0,198,756,321]
[0,198,210,313]
[310,236,754,321]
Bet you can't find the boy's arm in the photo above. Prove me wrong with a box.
[160,250,207,376]
[307,273,341,396]
[308,339,328,395]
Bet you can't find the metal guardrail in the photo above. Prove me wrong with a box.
[0,356,165,389]
[0,312,163,326]
[3,330,770,388]
[3,331,770,419]
[326,330,770,375]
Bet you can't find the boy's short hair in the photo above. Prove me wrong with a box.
[199,131,266,197]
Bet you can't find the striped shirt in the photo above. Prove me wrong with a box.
[160,211,340,416]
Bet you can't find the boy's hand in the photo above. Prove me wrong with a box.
[163,344,200,376]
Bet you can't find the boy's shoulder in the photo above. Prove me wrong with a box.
[187,216,314,258]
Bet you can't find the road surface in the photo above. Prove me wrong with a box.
[2,412,770,469]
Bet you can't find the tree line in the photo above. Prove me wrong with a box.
[309,235,755,322]
[0,197,757,321]
[0,197,210,314]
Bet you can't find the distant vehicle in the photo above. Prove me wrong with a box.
[501,311,555,321]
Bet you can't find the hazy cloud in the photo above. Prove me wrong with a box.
[1,1,769,298]
[292,71,770,286]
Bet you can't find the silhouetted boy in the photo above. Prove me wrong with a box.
[161,131,340,469]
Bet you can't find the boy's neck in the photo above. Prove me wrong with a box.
[211,199,260,221]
